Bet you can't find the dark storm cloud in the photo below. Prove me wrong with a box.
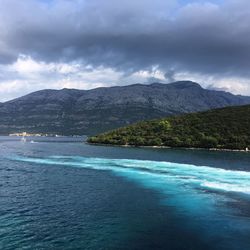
[0,0,250,78]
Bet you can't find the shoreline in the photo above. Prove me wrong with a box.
[87,142,250,153]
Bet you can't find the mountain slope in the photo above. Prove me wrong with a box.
[0,81,250,135]
[88,105,250,150]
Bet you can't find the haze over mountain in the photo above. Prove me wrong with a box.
[0,81,250,135]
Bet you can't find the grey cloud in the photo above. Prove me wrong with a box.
[0,0,250,81]
[164,70,176,83]
[146,77,164,84]
[206,84,230,92]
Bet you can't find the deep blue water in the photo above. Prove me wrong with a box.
[0,136,250,250]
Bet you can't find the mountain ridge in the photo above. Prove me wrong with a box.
[5,81,244,103]
[0,81,250,135]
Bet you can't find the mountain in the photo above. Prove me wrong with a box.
[88,105,250,150]
[0,81,250,135]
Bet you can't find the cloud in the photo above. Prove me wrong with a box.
[207,84,230,92]
[0,0,250,100]
[164,70,176,83]
[0,55,170,101]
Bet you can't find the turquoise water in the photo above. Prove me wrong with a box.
[0,136,250,249]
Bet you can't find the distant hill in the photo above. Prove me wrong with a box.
[88,105,250,150]
[0,81,250,135]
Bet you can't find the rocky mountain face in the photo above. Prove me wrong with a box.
[0,81,250,135]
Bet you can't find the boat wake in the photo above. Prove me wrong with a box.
[9,155,250,249]
[12,155,250,195]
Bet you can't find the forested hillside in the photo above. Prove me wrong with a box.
[88,105,250,150]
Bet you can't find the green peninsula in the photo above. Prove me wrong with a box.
[88,105,250,150]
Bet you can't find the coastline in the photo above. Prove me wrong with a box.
[87,142,250,153]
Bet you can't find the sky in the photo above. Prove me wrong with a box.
[0,0,250,101]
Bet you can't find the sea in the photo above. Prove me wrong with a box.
[0,136,250,250]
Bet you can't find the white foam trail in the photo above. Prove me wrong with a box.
[12,155,250,195]
[202,181,250,194]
